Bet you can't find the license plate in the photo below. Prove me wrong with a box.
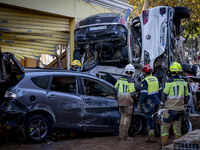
[89,26,106,31]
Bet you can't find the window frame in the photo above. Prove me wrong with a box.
[31,75,51,89]
[81,77,117,99]
[48,75,81,95]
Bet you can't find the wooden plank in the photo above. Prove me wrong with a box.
[0,32,69,39]
[0,27,70,34]
[5,49,41,57]
[0,33,68,42]
[0,15,69,25]
[45,50,67,69]
[0,24,70,32]
[0,8,70,22]
[0,44,56,53]
[0,19,69,28]
[0,6,71,60]
[1,39,68,46]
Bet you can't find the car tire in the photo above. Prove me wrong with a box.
[121,45,128,65]
[24,115,51,143]
[174,7,190,19]
[181,63,192,74]
[82,55,100,71]
[128,116,143,136]
[181,119,192,136]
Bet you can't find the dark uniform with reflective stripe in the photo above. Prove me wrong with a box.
[139,75,162,136]
[115,76,136,140]
[161,75,189,145]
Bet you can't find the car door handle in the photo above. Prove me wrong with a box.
[49,94,55,99]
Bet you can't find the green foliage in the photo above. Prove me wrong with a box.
[128,0,200,37]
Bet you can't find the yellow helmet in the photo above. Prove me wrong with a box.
[170,62,182,73]
[71,60,81,67]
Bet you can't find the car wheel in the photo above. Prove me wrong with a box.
[174,7,190,19]
[181,63,192,74]
[121,45,128,65]
[181,119,192,136]
[24,115,51,143]
[128,116,143,136]
[82,55,100,71]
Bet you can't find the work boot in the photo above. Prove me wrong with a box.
[145,127,156,143]
[123,136,133,141]
[161,135,168,148]
[174,135,181,140]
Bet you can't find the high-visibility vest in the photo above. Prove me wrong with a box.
[163,77,189,110]
[115,76,135,94]
[144,75,159,95]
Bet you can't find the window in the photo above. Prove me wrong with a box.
[84,79,115,98]
[50,76,78,94]
[31,76,50,89]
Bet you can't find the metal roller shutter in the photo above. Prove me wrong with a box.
[0,6,70,61]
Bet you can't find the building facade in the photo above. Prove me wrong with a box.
[0,0,133,68]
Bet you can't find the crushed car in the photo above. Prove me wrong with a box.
[74,6,190,84]
[74,13,128,71]
[0,65,145,143]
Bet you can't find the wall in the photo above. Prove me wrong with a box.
[0,0,119,25]
[0,0,128,67]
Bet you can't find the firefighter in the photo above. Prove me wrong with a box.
[69,60,81,71]
[160,62,189,147]
[115,63,137,141]
[137,64,162,142]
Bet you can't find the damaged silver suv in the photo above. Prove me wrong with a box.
[0,69,123,143]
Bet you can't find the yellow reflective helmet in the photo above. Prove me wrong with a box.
[170,62,182,73]
[71,60,81,67]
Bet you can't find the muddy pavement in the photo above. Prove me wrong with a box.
[0,131,173,150]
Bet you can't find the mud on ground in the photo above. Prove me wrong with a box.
[0,131,174,150]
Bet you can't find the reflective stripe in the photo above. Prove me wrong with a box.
[174,86,178,97]
[161,132,169,137]
[159,87,162,90]
[149,130,154,136]
[173,125,181,136]
[167,95,184,99]
[148,91,158,95]
[123,85,127,93]
[118,92,130,96]
[141,90,147,93]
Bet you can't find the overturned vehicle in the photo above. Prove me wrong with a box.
[74,6,190,83]
[129,6,190,83]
